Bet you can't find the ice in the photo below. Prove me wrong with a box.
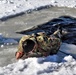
[0,33,18,45]
[4,38,18,45]
[60,43,76,56]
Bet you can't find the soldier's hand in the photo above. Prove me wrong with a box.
[15,51,24,59]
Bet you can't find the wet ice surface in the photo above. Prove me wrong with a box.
[0,45,17,67]
[0,7,76,38]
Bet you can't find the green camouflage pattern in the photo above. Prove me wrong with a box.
[16,30,61,59]
[17,34,36,52]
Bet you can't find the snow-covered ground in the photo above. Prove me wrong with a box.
[1,0,76,19]
[0,0,76,75]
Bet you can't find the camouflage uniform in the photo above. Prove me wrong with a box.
[15,30,61,59]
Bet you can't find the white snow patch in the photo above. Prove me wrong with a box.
[1,45,4,48]
[0,55,76,75]
[0,0,76,19]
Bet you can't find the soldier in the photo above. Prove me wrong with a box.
[15,29,61,60]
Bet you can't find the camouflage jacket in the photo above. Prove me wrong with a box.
[16,30,61,59]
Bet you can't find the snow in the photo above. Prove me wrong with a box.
[0,0,76,75]
[0,55,76,75]
[0,0,76,19]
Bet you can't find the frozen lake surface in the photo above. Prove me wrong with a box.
[0,7,76,67]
